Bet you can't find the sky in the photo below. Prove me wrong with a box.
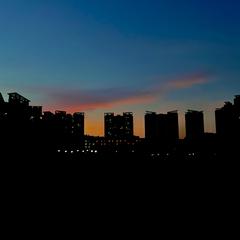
[0,0,240,138]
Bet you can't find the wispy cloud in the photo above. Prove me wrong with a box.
[36,72,211,111]
[166,73,210,89]
[43,87,156,111]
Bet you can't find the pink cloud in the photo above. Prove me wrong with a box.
[32,72,211,112]
[166,73,210,89]
[65,94,156,112]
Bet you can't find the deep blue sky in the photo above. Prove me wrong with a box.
[0,0,239,137]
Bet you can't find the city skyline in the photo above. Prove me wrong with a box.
[0,0,240,137]
[1,91,239,139]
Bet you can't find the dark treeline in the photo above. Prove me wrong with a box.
[0,92,239,161]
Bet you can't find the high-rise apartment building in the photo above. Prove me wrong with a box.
[185,110,204,139]
[145,111,179,141]
[104,112,133,138]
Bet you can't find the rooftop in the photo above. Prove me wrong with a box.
[8,92,30,103]
[0,92,5,103]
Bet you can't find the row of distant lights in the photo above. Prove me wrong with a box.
[57,149,136,154]
[57,151,199,156]
[151,153,170,157]
[58,149,98,154]
[151,152,218,158]
[151,153,196,157]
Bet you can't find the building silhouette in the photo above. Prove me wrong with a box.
[215,95,240,140]
[7,93,30,120]
[215,102,235,139]
[145,111,179,141]
[0,93,7,118]
[185,110,204,139]
[43,110,85,144]
[1,91,239,160]
[234,95,240,122]
[8,92,30,106]
[0,93,4,104]
[104,112,133,138]
[30,106,42,119]
[145,112,158,139]
[0,92,43,155]
[235,95,240,137]
[165,111,179,141]
[0,92,87,157]
[0,93,6,133]
[81,135,142,155]
[234,95,240,109]
[73,112,85,138]
[54,111,71,143]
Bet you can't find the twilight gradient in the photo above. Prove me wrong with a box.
[0,0,240,138]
